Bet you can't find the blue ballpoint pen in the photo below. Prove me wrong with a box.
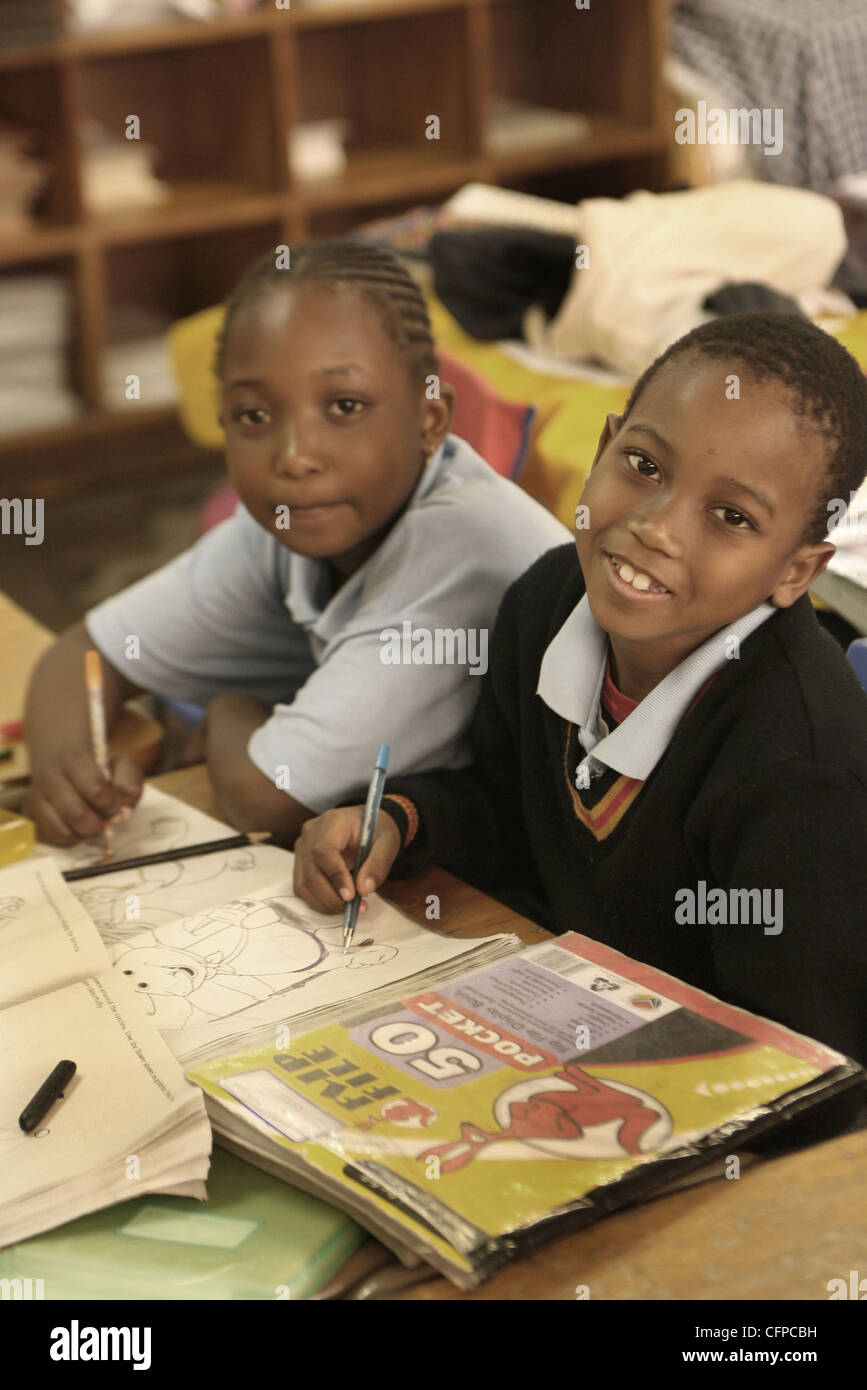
[343,744,390,951]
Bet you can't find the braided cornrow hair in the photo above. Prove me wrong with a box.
[622,312,867,546]
[215,238,439,387]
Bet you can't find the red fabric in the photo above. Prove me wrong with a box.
[437,349,534,481]
[601,655,639,724]
[198,349,534,534]
[198,485,239,534]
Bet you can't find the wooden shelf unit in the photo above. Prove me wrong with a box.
[0,0,669,472]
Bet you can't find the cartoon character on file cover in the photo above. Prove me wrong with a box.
[359,1097,439,1131]
[419,1061,671,1170]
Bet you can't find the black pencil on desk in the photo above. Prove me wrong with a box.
[61,830,275,881]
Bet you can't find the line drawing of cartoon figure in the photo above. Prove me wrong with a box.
[62,812,190,870]
[112,896,398,1032]
[71,848,266,947]
[418,1062,670,1171]
[114,944,270,1031]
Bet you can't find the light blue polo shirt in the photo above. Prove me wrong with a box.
[537,593,777,784]
[86,435,569,812]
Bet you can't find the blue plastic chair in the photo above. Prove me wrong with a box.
[847,638,867,692]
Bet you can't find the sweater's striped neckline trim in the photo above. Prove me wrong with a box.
[562,671,719,840]
[563,735,644,840]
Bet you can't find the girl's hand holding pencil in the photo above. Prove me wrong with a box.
[23,628,147,847]
[293,803,402,916]
[23,749,143,848]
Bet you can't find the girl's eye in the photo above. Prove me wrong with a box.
[330,398,364,417]
[232,407,270,427]
[712,506,754,530]
[624,450,659,478]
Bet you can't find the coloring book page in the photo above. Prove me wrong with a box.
[31,784,519,1069]
[35,784,297,947]
[103,882,502,1067]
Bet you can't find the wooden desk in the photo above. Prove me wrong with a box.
[6,599,866,1302]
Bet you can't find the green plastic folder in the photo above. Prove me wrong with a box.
[0,1150,365,1300]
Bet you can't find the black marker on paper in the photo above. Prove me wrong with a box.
[19,1060,77,1133]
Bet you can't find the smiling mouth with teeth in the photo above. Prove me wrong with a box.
[605,553,673,596]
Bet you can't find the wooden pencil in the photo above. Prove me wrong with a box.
[84,649,113,860]
[61,830,274,882]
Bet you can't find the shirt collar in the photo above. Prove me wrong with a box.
[537,592,777,780]
[284,437,456,635]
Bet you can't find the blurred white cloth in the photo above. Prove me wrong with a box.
[68,0,218,29]
[828,478,867,590]
[524,181,854,376]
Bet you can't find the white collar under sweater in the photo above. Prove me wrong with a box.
[537,594,777,782]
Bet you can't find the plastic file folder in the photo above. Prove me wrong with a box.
[0,1148,365,1300]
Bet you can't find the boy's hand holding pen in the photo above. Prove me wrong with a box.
[293,749,402,925]
[341,745,389,950]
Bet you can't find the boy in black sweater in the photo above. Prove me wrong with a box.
[293,314,867,1094]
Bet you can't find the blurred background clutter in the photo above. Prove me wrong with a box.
[1,0,866,647]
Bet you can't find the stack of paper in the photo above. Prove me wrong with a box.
[0,275,81,434]
[0,860,211,1249]
[190,934,863,1287]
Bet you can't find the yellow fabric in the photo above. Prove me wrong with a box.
[425,296,627,526]
[169,305,227,451]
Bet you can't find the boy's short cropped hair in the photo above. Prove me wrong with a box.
[622,313,867,545]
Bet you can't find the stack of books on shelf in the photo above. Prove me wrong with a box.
[0,275,81,435]
[0,122,49,239]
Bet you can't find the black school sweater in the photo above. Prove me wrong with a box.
[383,543,867,1081]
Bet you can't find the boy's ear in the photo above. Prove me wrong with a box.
[590,412,623,470]
[770,540,835,608]
[420,380,455,453]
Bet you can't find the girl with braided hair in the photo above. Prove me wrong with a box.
[25,239,567,847]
